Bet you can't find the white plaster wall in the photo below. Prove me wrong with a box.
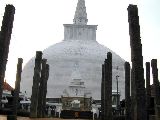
[64,24,97,41]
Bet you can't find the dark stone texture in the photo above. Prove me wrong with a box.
[0,5,15,107]
[151,59,160,120]
[42,63,49,117]
[146,62,151,120]
[7,115,17,120]
[128,4,147,120]
[130,68,135,120]
[12,58,23,117]
[37,59,47,118]
[149,115,156,120]
[37,59,49,118]
[146,62,151,101]
[30,51,42,118]
[124,62,131,120]
[104,52,112,120]
[101,64,104,120]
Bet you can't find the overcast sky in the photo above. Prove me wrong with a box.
[0,0,160,87]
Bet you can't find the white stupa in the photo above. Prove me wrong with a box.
[21,0,125,100]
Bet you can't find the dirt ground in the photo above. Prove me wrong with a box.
[0,115,90,120]
[0,115,57,120]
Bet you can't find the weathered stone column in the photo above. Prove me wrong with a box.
[37,59,47,118]
[146,62,151,120]
[125,62,131,120]
[12,58,23,116]
[151,59,160,120]
[128,4,147,120]
[30,51,42,118]
[42,64,49,117]
[0,5,15,108]
[101,64,105,120]
[131,68,135,120]
[7,58,23,120]
[103,59,107,120]
[104,52,112,120]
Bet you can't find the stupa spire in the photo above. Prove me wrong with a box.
[73,0,88,25]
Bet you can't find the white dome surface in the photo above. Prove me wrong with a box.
[21,39,125,100]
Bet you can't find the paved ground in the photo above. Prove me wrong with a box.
[0,115,90,120]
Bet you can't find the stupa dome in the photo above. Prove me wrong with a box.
[21,0,125,100]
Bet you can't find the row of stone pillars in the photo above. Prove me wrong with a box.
[30,51,49,118]
[124,58,160,120]
[0,5,50,119]
[126,4,160,120]
[0,4,25,120]
[101,4,160,120]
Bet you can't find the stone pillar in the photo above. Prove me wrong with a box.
[0,5,15,108]
[42,64,49,117]
[12,58,23,118]
[101,64,104,120]
[125,62,131,120]
[103,59,107,120]
[103,60,107,120]
[30,51,42,118]
[37,59,47,118]
[128,4,147,120]
[130,68,135,120]
[146,62,151,120]
[151,59,160,120]
[104,52,112,120]
[7,58,23,120]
